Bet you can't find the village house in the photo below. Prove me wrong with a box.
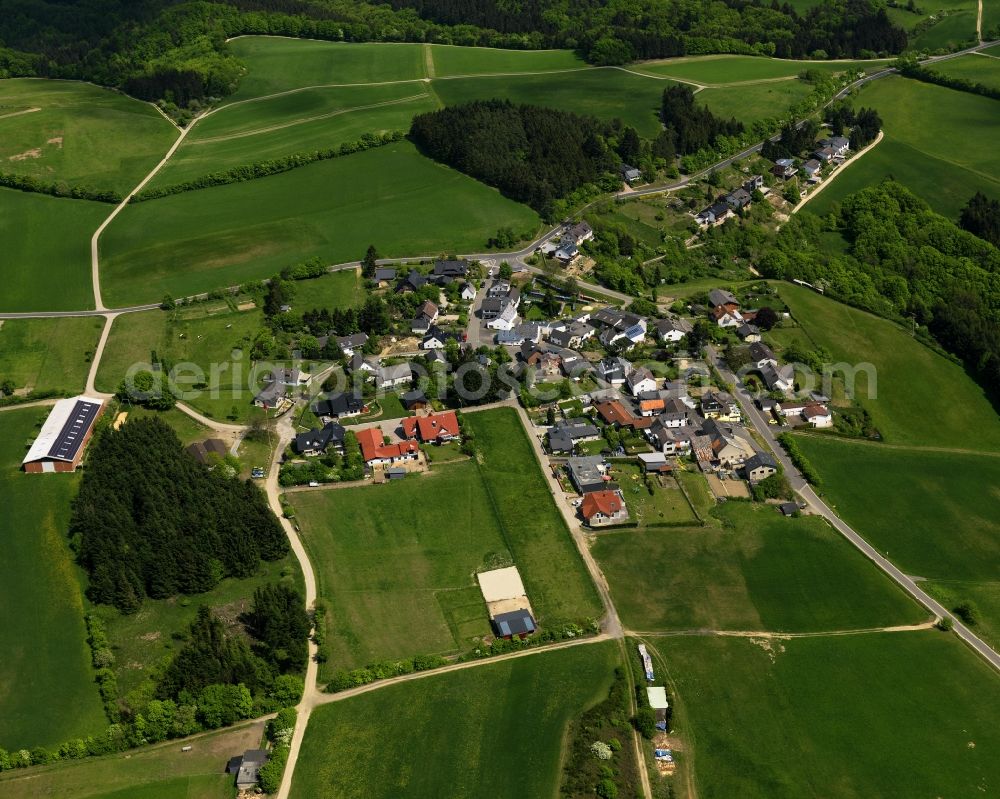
[701,418,758,468]
[761,362,795,393]
[712,304,744,328]
[460,281,477,301]
[335,332,368,357]
[653,316,692,343]
[227,750,269,790]
[355,426,419,466]
[621,164,643,184]
[548,418,601,454]
[771,158,797,180]
[563,221,594,246]
[401,410,460,443]
[596,356,632,386]
[372,267,397,286]
[626,367,657,396]
[820,135,849,156]
[645,420,691,455]
[743,451,778,482]
[347,352,378,376]
[186,438,227,465]
[737,322,761,342]
[708,289,740,309]
[566,455,611,493]
[375,362,412,389]
[581,489,628,527]
[725,186,752,211]
[312,391,365,420]
[748,342,778,369]
[396,269,429,293]
[253,379,287,410]
[411,300,439,333]
[294,422,346,456]
[433,259,469,279]
[701,390,740,422]
[801,159,821,179]
[803,403,833,428]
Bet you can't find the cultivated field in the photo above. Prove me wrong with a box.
[292,460,511,673]
[290,641,619,799]
[592,502,924,632]
[0,718,265,799]
[805,77,1000,217]
[793,439,1000,583]
[0,408,107,749]
[0,79,176,193]
[0,188,105,312]
[100,142,540,306]
[0,316,104,395]
[776,283,1000,449]
[650,630,1000,798]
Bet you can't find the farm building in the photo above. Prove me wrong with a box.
[226,749,269,790]
[492,609,537,639]
[477,565,535,630]
[22,395,105,473]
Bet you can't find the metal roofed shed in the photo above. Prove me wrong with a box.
[647,687,669,710]
[22,396,105,473]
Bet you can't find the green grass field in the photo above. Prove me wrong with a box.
[793,438,1000,582]
[592,502,923,633]
[0,316,104,395]
[430,44,587,76]
[100,141,540,306]
[0,79,176,194]
[150,83,437,188]
[924,579,1000,652]
[776,283,1000,449]
[224,37,425,100]
[698,80,812,124]
[608,463,698,525]
[652,630,1000,798]
[0,188,105,312]
[290,641,619,799]
[98,552,302,696]
[634,55,884,83]
[909,2,980,50]
[928,51,1000,90]
[805,77,1000,218]
[0,408,107,749]
[292,460,511,673]
[0,718,264,799]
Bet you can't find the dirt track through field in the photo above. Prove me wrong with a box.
[0,107,41,121]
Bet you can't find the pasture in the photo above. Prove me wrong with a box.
[100,141,540,306]
[805,77,1000,217]
[0,79,176,194]
[98,552,302,696]
[224,37,425,100]
[0,188,104,312]
[592,502,923,633]
[793,438,1000,582]
[290,641,619,799]
[925,579,1000,652]
[651,630,1000,798]
[776,282,1000,449]
[927,51,1000,89]
[291,460,510,674]
[698,80,812,124]
[0,408,107,750]
[0,718,265,799]
[430,44,587,76]
[0,316,104,395]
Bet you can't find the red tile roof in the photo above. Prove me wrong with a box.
[401,410,460,442]
[581,490,625,520]
[356,426,419,462]
[640,399,665,413]
[596,400,632,426]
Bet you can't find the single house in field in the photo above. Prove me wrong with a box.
[355,427,419,466]
[581,489,628,527]
[744,451,778,482]
[375,362,412,389]
[401,410,460,443]
[186,438,228,465]
[566,455,611,493]
[492,609,537,639]
[312,391,364,420]
[23,396,105,473]
[294,422,346,456]
[227,750,269,790]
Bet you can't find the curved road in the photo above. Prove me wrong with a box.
[707,345,1000,672]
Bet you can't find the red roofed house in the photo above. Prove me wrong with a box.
[400,410,460,443]
[355,426,419,466]
[580,490,629,528]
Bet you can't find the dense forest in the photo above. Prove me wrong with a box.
[71,417,288,612]
[660,85,744,156]
[0,0,908,109]
[409,99,621,217]
[759,181,1000,398]
[960,192,1000,248]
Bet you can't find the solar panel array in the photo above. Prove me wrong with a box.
[47,399,101,461]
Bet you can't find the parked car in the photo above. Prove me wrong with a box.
[308,481,319,487]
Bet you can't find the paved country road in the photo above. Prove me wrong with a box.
[707,345,1000,673]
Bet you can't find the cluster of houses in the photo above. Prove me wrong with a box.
[480,280,522,332]
[695,175,763,227]
[539,221,594,264]
[252,367,311,411]
[771,136,850,184]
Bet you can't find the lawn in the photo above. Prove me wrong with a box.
[0,79,176,194]
[0,408,107,750]
[651,630,1000,798]
[224,37,425,101]
[149,83,437,188]
[805,77,1000,218]
[299,267,366,311]
[776,282,1000,449]
[0,316,104,395]
[290,641,619,799]
[291,460,512,674]
[100,142,540,306]
[634,55,884,83]
[592,502,924,633]
[0,718,265,799]
[928,51,1000,90]
[608,462,698,526]
[464,408,603,621]
[0,187,105,312]
[430,44,587,76]
[793,438,1000,582]
[96,553,303,696]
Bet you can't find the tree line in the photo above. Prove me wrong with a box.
[660,85,744,156]
[0,171,122,203]
[898,64,1000,102]
[135,130,405,201]
[409,99,621,217]
[70,417,289,613]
